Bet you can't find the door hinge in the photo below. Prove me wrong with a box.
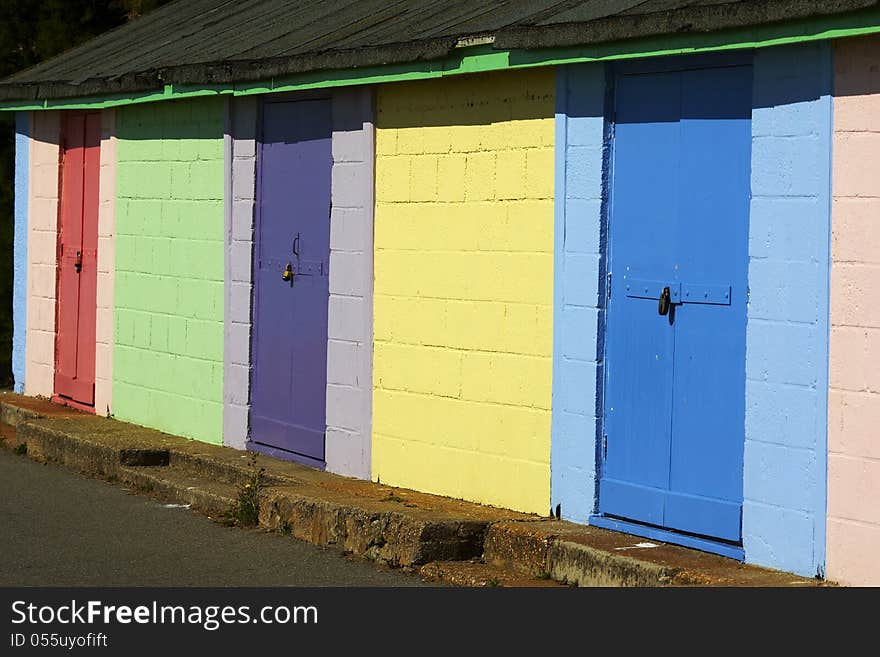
[602,434,608,460]
[606,272,612,299]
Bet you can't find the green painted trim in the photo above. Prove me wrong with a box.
[0,84,233,111]
[4,8,880,111]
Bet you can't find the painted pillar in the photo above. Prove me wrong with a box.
[325,87,375,480]
[372,69,556,515]
[828,34,880,587]
[224,97,256,450]
[94,109,116,416]
[551,64,607,523]
[114,98,225,444]
[25,111,61,398]
[743,43,833,577]
[12,112,29,393]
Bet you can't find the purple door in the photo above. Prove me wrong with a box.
[250,98,332,467]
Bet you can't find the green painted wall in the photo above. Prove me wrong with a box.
[114,97,225,444]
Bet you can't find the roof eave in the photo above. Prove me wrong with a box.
[495,0,879,49]
[3,0,880,106]
[0,38,459,102]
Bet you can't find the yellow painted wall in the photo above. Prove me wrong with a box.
[372,69,555,515]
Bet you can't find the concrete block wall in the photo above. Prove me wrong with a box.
[224,97,256,450]
[551,64,606,523]
[325,87,375,479]
[828,34,880,586]
[223,91,375,477]
[372,69,556,515]
[12,112,29,393]
[25,111,61,398]
[552,47,833,575]
[743,43,832,577]
[10,45,874,582]
[94,109,116,416]
[114,98,225,444]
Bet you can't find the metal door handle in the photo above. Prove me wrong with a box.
[658,286,671,316]
[74,251,82,274]
[282,262,293,282]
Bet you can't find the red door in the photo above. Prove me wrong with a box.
[54,112,100,409]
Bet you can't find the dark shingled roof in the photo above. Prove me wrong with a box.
[2,0,876,101]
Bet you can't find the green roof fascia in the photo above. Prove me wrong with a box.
[3,7,880,112]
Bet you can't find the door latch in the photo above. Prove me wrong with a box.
[658,286,671,316]
[74,251,83,274]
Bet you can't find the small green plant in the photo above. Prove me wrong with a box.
[278,520,292,536]
[230,453,266,527]
[138,481,155,493]
[13,443,27,455]
[383,494,405,503]
[487,577,502,587]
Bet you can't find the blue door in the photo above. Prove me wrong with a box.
[601,60,752,544]
[250,99,332,467]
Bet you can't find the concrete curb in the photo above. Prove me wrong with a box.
[0,393,825,587]
[0,401,43,427]
[9,409,512,569]
[483,521,679,586]
[482,521,825,586]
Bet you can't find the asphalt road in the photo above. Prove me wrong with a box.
[0,448,427,586]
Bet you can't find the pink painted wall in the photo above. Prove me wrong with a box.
[25,111,61,398]
[829,34,880,586]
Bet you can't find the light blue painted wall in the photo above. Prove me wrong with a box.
[553,44,832,577]
[551,64,606,523]
[12,111,29,393]
[743,42,832,578]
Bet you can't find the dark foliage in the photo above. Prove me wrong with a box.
[0,0,172,386]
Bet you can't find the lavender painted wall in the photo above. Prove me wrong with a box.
[325,87,375,479]
[223,90,375,478]
[224,97,257,449]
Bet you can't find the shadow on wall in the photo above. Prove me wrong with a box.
[560,50,830,125]
[834,34,880,97]
[375,71,554,129]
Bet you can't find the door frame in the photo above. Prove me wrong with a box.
[247,93,333,468]
[590,53,754,560]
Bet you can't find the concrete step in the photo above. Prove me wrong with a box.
[483,520,824,587]
[118,465,238,519]
[0,392,829,587]
[0,422,19,451]
[0,392,83,426]
[5,399,525,569]
[420,560,565,587]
